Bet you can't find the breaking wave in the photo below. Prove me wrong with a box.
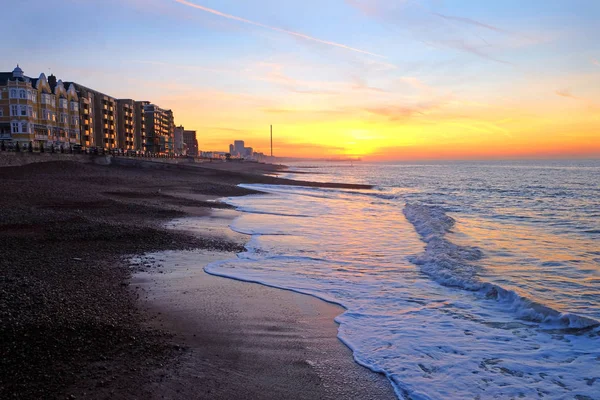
[403,202,600,330]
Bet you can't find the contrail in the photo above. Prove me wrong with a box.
[173,0,385,58]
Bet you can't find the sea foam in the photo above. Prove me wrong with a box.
[403,202,600,329]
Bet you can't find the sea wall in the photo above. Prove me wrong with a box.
[0,153,200,168]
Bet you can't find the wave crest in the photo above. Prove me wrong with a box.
[403,202,599,330]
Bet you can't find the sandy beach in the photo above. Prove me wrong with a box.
[0,159,394,399]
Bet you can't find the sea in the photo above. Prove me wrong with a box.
[204,160,600,400]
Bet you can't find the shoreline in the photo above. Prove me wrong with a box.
[129,211,395,399]
[0,160,395,399]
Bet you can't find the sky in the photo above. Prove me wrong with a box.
[2,0,599,160]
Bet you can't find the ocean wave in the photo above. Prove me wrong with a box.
[403,202,600,330]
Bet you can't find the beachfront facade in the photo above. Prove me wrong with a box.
[64,82,119,150]
[116,99,136,151]
[134,101,149,152]
[0,66,81,148]
[174,125,184,155]
[182,129,198,156]
[144,104,174,154]
[2,64,182,154]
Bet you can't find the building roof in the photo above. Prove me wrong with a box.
[0,72,12,85]
[0,72,30,85]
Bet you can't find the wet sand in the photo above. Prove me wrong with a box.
[132,249,395,399]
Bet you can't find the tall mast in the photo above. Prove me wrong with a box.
[270,125,273,157]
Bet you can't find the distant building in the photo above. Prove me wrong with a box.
[144,104,174,154]
[233,140,245,157]
[173,125,185,155]
[182,129,198,156]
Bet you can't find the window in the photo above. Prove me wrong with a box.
[19,90,26,99]
[11,105,18,116]
[51,112,56,122]
[32,110,37,119]
[59,98,68,109]
[42,94,54,105]
[11,122,19,133]
[30,91,36,103]
[71,116,78,126]
[10,89,17,98]
[20,106,27,116]
[70,102,78,112]
[60,113,68,124]
[42,109,49,120]
[21,122,28,133]
[27,106,33,117]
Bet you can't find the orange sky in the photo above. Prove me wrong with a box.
[5,0,599,160]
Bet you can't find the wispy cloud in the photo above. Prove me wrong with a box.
[555,89,579,99]
[172,0,385,57]
[431,12,507,34]
[351,76,388,93]
[364,98,448,121]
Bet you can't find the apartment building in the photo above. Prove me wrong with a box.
[144,104,174,154]
[173,125,185,155]
[116,99,135,150]
[2,65,179,154]
[182,129,198,156]
[134,101,149,152]
[0,65,80,148]
[65,82,118,150]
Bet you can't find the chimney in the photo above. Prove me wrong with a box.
[48,74,57,88]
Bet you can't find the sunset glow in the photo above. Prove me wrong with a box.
[4,0,598,160]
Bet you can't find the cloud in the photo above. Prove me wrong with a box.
[172,0,384,57]
[364,101,444,121]
[351,76,388,93]
[431,12,507,34]
[426,39,513,65]
[555,89,579,99]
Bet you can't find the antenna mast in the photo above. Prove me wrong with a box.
[270,125,273,157]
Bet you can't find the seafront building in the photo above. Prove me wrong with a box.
[182,128,198,156]
[173,125,185,155]
[1,65,183,154]
[0,65,80,148]
[144,103,174,154]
